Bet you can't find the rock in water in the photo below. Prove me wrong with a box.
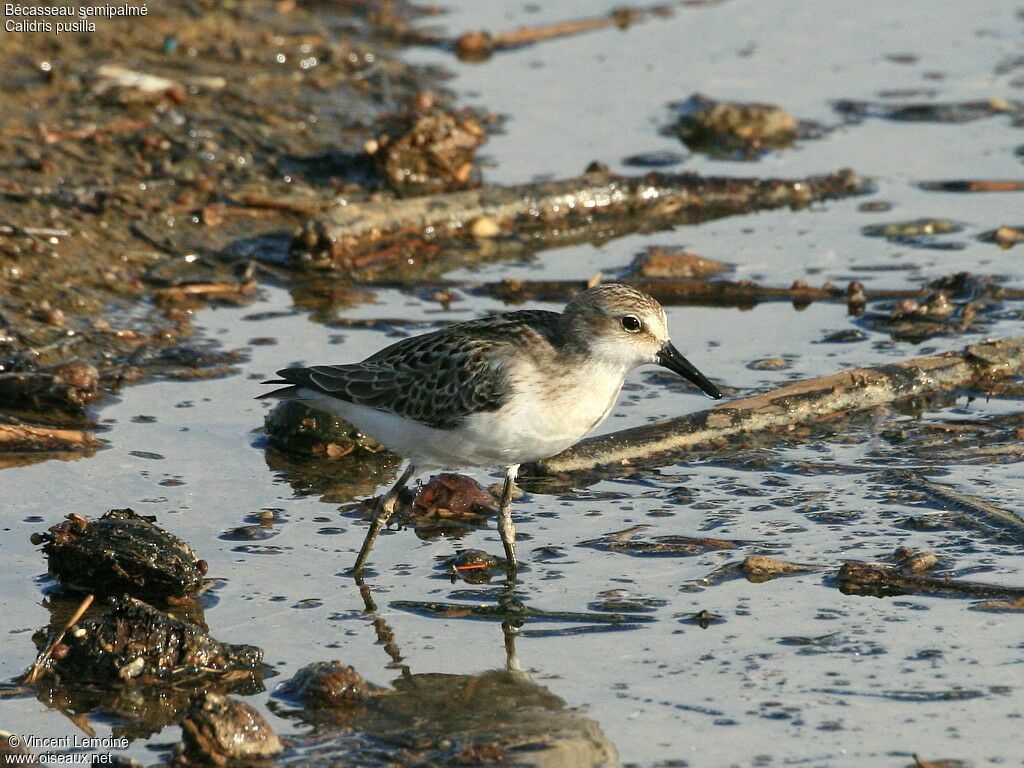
[39,597,262,683]
[174,692,282,766]
[36,508,205,600]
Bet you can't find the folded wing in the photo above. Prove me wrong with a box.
[271,315,557,429]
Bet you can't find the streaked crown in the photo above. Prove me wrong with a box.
[564,283,665,322]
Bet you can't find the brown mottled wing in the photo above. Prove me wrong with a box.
[274,311,560,430]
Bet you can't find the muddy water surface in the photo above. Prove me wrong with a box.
[4,1,1024,765]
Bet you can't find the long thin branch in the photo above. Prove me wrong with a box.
[298,168,866,270]
[884,470,1024,541]
[24,594,94,684]
[534,337,1024,475]
[454,5,674,59]
[0,422,98,452]
[459,276,1024,307]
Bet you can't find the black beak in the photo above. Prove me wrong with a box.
[657,342,723,399]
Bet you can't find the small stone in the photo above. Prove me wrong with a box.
[993,225,1024,248]
[846,280,867,301]
[893,299,920,317]
[857,201,893,213]
[862,218,961,240]
[200,204,224,227]
[820,329,867,343]
[281,660,370,708]
[894,546,938,572]
[57,361,98,393]
[35,306,66,327]
[746,357,789,371]
[453,161,474,183]
[674,94,800,156]
[470,216,500,238]
[921,291,952,318]
[621,150,686,168]
[630,247,729,279]
[455,30,494,60]
[118,657,145,680]
[412,474,496,519]
[176,693,282,764]
[413,89,437,112]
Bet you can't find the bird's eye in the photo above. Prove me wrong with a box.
[621,315,642,333]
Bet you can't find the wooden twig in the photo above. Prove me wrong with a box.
[482,276,1024,306]
[533,337,1024,475]
[39,118,148,144]
[24,594,94,684]
[442,274,1024,307]
[839,561,1024,600]
[0,224,71,239]
[0,422,98,452]
[297,168,866,270]
[153,279,257,304]
[231,194,329,217]
[883,470,1024,541]
[128,222,179,255]
[485,276,859,305]
[465,276,911,307]
[919,179,1024,193]
[454,5,672,59]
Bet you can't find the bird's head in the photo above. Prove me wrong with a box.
[563,283,722,399]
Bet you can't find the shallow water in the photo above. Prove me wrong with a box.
[4,1,1024,765]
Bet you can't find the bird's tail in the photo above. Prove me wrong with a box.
[256,381,300,400]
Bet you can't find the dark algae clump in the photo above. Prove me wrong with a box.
[35,508,205,600]
[39,597,262,683]
[279,661,373,709]
[173,693,283,767]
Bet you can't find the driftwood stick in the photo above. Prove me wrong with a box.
[297,168,866,269]
[152,279,257,304]
[23,594,94,684]
[479,277,860,306]
[918,179,1024,193]
[0,422,98,452]
[838,561,1024,600]
[461,276,1024,307]
[0,224,71,238]
[883,470,1024,541]
[454,5,672,59]
[230,194,328,217]
[38,118,148,144]
[534,337,1024,475]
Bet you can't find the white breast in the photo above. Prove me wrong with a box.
[457,357,627,466]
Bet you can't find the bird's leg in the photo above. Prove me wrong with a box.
[353,462,417,574]
[503,620,522,674]
[498,464,520,572]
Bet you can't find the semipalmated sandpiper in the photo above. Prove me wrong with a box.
[263,283,722,574]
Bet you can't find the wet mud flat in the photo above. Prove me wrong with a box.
[3,0,1024,766]
[0,0,451,461]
